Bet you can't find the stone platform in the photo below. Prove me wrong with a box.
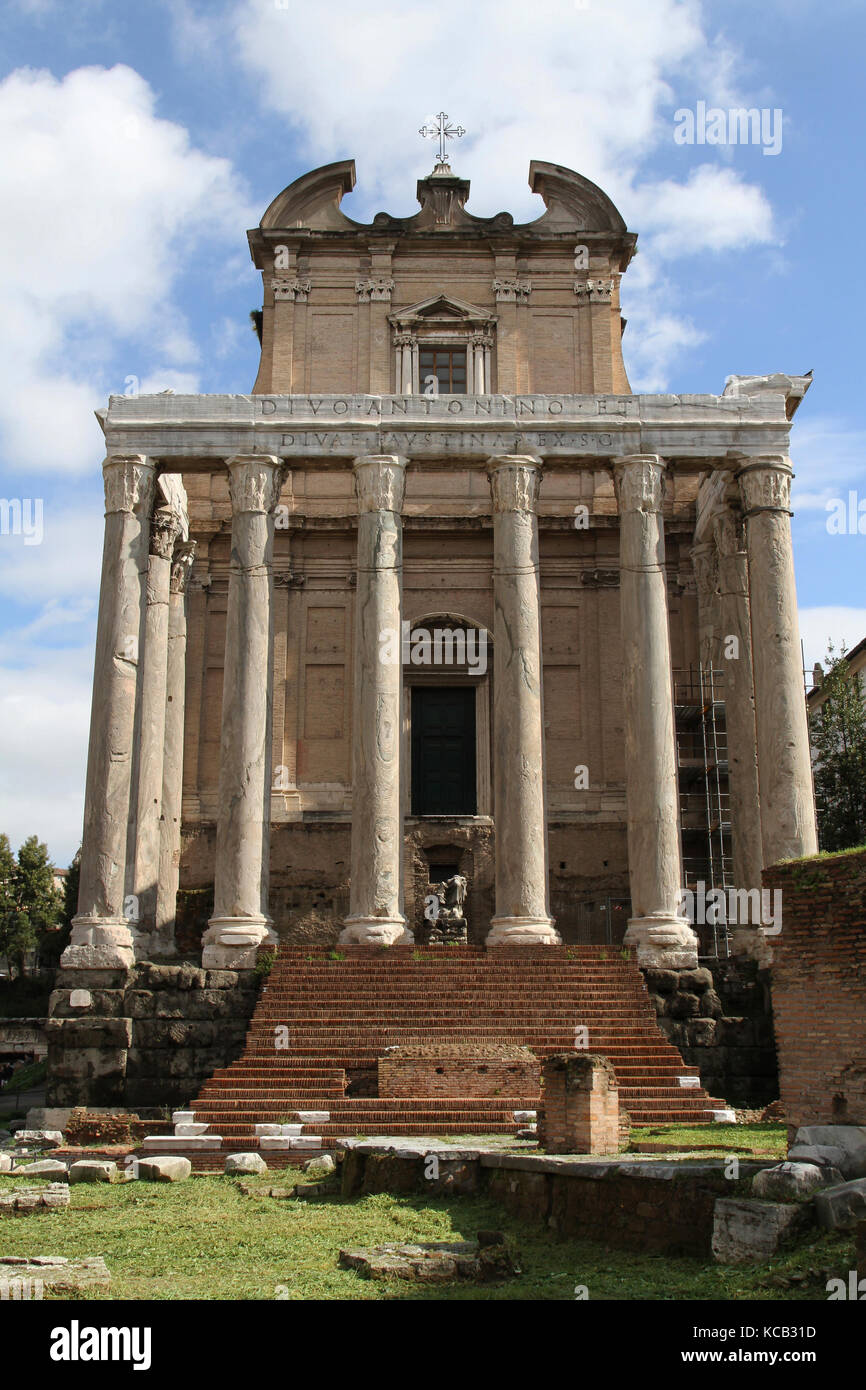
[173,943,727,1164]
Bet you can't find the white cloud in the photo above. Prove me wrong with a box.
[226,0,780,389]
[0,63,254,476]
[628,165,774,258]
[0,645,94,866]
[798,607,866,675]
[789,417,866,513]
[0,503,104,603]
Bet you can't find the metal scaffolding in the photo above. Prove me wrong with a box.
[673,663,733,956]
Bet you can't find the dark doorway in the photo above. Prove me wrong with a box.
[411,686,476,815]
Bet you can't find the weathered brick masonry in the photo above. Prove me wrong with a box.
[378,1043,539,1099]
[764,849,866,1131]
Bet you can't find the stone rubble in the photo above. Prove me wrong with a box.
[752,1161,840,1200]
[225,1153,268,1175]
[68,1160,119,1184]
[137,1156,192,1182]
[0,1255,110,1294]
[711,1197,812,1263]
[0,1184,70,1215]
[814,1178,866,1231]
[339,1233,518,1282]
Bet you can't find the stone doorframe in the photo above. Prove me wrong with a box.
[400,612,493,821]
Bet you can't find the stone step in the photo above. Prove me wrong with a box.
[190,944,721,1133]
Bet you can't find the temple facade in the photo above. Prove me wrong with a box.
[65,156,817,981]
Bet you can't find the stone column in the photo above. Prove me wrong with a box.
[340,456,410,945]
[130,505,184,955]
[712,505,765,959]
[154,540,196,957]
[486,457,559,946]
[65,455,156,970]
[615,455,698,969]
[737,456,818,864]
[202,455,284,968]
[691,541,719,670]
[472,335,486,393]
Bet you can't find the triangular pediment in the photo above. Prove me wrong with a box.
[390,293,495,327]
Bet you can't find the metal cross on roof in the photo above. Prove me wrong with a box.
[419,111,466,165]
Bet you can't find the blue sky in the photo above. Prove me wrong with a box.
[0,0,863,865]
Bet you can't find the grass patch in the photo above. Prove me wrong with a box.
[2,1058,48,1094]
[0,1169,850,1301]
[630,1123,786,1157]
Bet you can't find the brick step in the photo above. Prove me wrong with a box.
[208,1057,697,1074]
[261,989,653,1000]
[251,1008,658,1022]
[244,1022,671,1037]
[192,1104,536,1119]
[205,1062,699,1083]
[260,976,647,983]
[191,942,723,1130]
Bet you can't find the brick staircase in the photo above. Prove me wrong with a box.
[175,944,727,1166]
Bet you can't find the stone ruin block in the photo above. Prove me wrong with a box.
[0,1255,109,1295]
[339,1232,517,1283]
[539,1052,620,1155]
[0,1184,70,1216]
[712,1197,812,1263]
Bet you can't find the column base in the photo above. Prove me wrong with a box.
[202,916,275,970]
[61,916,136,970]
[486,916,561,947]
[339,915,413,946]
[623,915,698,970]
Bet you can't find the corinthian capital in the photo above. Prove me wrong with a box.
[226,456,284,515]
[103,455,156,516]
[170,540,197,594]
[150,506,183,560]
[353,455,407,513]
[487,457,541,513]
[736,457,793,516]
[615,455,666,514]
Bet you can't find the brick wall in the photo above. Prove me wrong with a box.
[378,1044,539,1099]
[764,849,866,1130]
[539,1052,620,1155]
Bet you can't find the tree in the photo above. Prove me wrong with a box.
[38,847,79,968]
[0,836,63,977]
[0,835,17,975]
[810,643,866,852]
